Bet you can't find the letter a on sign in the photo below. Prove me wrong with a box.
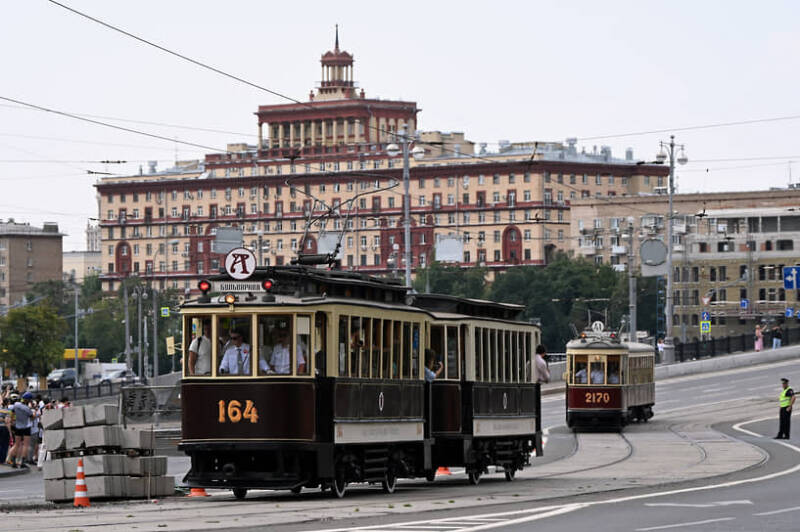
[224,247,257,280]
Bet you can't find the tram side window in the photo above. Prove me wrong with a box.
[489,329,498,382]
[504,330,512,382]
[525,332,533,383]
[216,315,255,376]
[338,316,348,376]
[382,320,392,379]
[361,317,372,378]
[446,326,458,379]
[392,320,402,378]
[589,358,605,384]
[475,328,483,381]
[402,322,412,379]
[314,313,326,376]
[184,315,212,377]
[371,319,381,378]
[295,315,310,375]
[350,317,363,377]
[573,355,588,384]
[460,325,467,381]
[412,323,421,379]
[607,355,620,384]
[257,314,293,375]
[431,325,445,373]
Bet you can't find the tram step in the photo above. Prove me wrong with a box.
[363,457,388,465]
[363,466,387,475]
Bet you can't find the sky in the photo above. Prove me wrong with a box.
[2,1,800,250]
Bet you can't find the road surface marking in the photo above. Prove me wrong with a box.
[635,517,735,531]
[732,416,774,437]
[753,505,800,516]
[645,500,751,508]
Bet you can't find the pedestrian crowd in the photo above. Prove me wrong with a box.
[0,385,71,469]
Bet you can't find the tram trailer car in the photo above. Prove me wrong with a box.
[564,334,655,431]
[178,266,543,498]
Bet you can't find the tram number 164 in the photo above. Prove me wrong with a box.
[584,391,611,404]
[217,400,259,423]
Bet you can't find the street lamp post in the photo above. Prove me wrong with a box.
[625,218,637,341]
[386,125,425,288]
[73,286,79,385]
[656,135,688,364]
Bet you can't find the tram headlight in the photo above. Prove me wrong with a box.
[224,293,236,305]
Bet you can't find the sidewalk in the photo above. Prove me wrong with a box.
[0,463,32,478]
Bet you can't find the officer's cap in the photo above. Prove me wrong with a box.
[781,377,789,383]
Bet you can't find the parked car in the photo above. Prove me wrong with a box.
[100,369,140,385]
[47,368,77,388]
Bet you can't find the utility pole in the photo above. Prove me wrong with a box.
[73,286,80,385]
[152,287,158,381]
[137,287,144,379]
[123,280,131,371]
[627,224,637,342]
[401,125,412,288]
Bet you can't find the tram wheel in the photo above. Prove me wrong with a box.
[232,488,248,500]
[425,469,436,482]
[382,470,398,494]
[290,486,302,494]
[504,468,516,482]
[332,474,347,499]
[468,469,481,486]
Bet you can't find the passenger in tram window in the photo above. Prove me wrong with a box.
[188,319,212,376]
[589,363,605,384]
[534,345,550,383]
[574,362,588,384]
[218,330,259,375]
[267,328,297,374]
[607,361,620,384]
[424,349,443,382]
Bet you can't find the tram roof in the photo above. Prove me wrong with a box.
[566,336,627,351]
[411,293,526,321]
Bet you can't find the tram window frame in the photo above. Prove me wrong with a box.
[483,328,491,381]
[371,319,381,378]
[446,326,458,379]
[361,317,372,378]
[430,325,446,375]
[459,324,467,381]
[382,320,392,379]
[350,316,363,377]
[295,314,311,376]
[183,315,213,377]
[525,332,533,383]
[412,322,421,379]
[402,322,412,379]
[606,354,620,384]
[215,314,256,377]
[256,314,295,376]
[573,354,588,384]
[338,316,348,376]
[489,329,497,382]
[475,327,483,381]
[392,320,402,378]
[589,356,606,385]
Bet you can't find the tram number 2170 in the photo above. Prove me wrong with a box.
[584,391,611,404]
[217,400,259,423]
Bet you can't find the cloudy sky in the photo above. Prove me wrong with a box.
[2,1,799,249]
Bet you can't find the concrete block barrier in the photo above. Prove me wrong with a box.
[83,455,126,476]
[86,476,125,499]
[42,459,64,480]
[40,408,64,430]
[62,406,85,428]
[64,428,85,450]
[43,429,67,451]
[121,428,155,450]
[126,456,167,476]
[84,404,119,426]
[43,479,67,502]
[84,425,121,448]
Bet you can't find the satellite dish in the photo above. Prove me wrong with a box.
[640,238,668,266]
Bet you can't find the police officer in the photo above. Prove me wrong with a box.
[775,377,795,439]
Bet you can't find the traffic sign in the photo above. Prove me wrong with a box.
[786,308,795,318]
[700,320,711,333]
[740,298,749,310]
[701,311,710,321]
[160,306,170,317]
[784,266,800,290]
[702,296,711,306]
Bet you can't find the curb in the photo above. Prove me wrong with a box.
[0,465,32,479]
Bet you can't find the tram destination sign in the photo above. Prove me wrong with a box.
[213,281,266,293]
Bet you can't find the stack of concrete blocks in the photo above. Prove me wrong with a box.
[41,404,175,502]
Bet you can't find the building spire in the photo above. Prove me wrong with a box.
[335,24,339,51]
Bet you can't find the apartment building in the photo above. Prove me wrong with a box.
[96,33,667,293]
[0,221,63,309]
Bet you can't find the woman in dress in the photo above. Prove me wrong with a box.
[754,324,764,352]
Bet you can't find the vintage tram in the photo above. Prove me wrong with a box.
[564,329,655,430]
[178,265,543,498]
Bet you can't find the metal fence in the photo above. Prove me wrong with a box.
[44,381,127,401]
[675,326,800,362]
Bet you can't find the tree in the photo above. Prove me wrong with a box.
[413,262,488,299]
[489,253,627,350]
[0,304,66,377]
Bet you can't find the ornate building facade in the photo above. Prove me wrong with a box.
[96,34,667,293]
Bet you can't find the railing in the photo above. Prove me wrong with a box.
[674,326,800,362]
[46,381,128,401]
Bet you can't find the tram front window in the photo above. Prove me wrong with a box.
[216,316,255,376]
[574,355,588,384]
[589,360,605,384]
[607,355,620,384]
[258,315,294,375]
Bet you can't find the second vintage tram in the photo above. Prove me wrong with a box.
[564,327,655,430]
[178,265,543,498]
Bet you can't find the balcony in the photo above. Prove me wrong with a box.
[673,221,687,234]
[612,264,626,272]
[611,245,627,255]
[578,246,596,256]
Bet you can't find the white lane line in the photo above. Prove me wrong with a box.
[753,505,800,516]
[646,500,751,508]
[732,415,774,437]
[461,504,587,531]
[635,517,736,531]
[702,387,725,393]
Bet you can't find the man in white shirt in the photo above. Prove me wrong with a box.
[219,330,265,375]
[534,345,550,383]
[188,320,212,375]
[268,329,306,374]
[590,365,605,384]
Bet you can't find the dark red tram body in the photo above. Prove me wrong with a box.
[179,266,542,497]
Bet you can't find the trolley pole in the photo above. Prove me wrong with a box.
[401,125,412,288]
[123,279,131,372]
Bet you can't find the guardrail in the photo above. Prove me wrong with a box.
[675,326,800,362]
[43,381,129,401]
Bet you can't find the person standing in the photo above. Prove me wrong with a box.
[776,377,795,439]
[187,320,212,375]
[535,345,550,384]
[772,325,783,349]
[754,324,764,352]
[0,398,11,464]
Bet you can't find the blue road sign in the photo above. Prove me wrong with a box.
[740,298,749,310]
[701,311,710,321]
[786,308,795,318]
[700,321,711,333]
[784,266,800,290]
[796,309,800,318]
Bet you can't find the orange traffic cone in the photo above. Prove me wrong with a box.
[73,458,90,507]
[187,487,209,497]
[436,467,451,476]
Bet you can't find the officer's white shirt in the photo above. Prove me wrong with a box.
[269,341,307,374]
[219,343,267,375]
[189,335,211,375]
[590,369,605,384]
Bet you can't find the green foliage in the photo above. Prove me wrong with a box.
[488,254,628,350]
[414,262,487,299]
[0,304,66,376]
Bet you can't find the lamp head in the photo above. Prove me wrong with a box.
[677,148,688,165]
[655,149,668,163]
[386,143,400,157]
